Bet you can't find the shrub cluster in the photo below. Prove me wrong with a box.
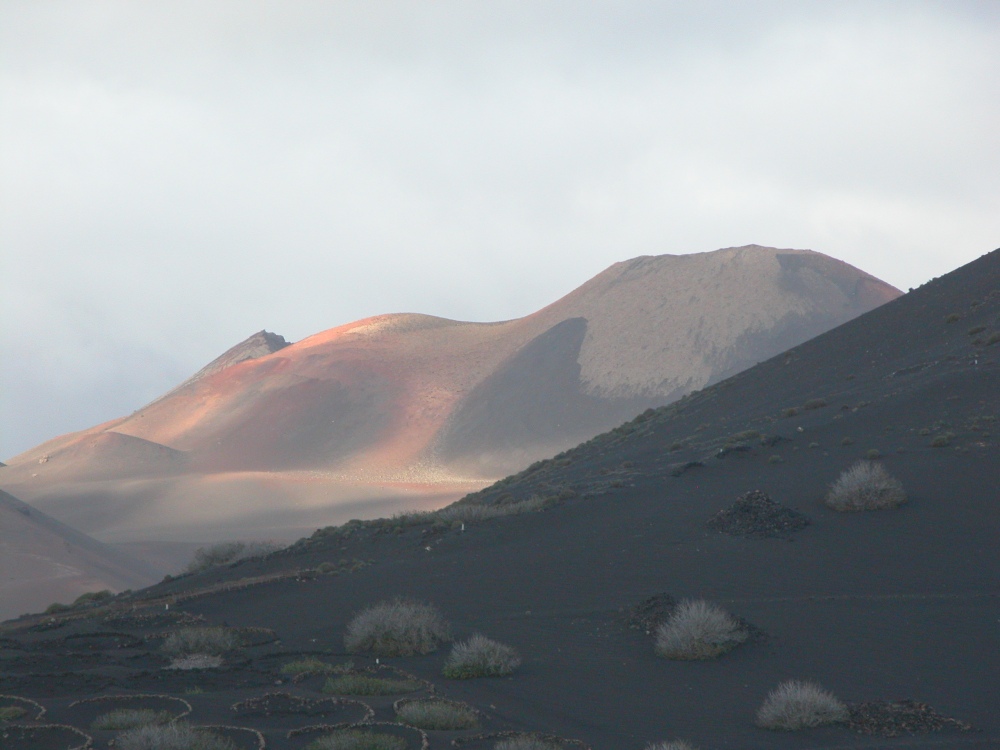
[344,598,451,657]
[495,737,562,750]
[654,599,748,660]
[186,541,281,573]
[755,680,848,730]
[825,461,906,511]
[91,708,172,730]
[322,674,422,696]
[442,634,522,678]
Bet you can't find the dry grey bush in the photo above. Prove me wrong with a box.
[162,627,239,658]
[113,723,236,750]
[654,599,748,659]
[443,634,522,678]
[344,598,451,657]
[186,541,282,573]
[825,461,906,511]
[644,742,698,750]
[436,495,552,523]
[755,680,848,730]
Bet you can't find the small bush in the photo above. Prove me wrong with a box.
[866,449,881,459]
[0,706,27,721]
[803,398,828,410]
[443,634,522,678]
[322,674,422,695]
[930,433,953,447]
[186,541,281,573]
[73,589,114,607]
[436,495,551,524]
[654,599,748,660]
[825,461,906,511]
[395,698,478,730]
[755,680,848,730]
[92,708,172,730]
[644,742,698,750]
[306,729,407,750]
[767,455,783,464]
[496,737,562,750]
[162,627,239,657]
[344,598,451,657]
[113,722,237,750]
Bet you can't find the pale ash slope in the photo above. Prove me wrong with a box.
[1,246,898,542]
[0,489,160,621]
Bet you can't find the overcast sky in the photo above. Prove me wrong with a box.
[2,1,998,459]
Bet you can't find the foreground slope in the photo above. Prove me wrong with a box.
[0,249,994,749]
[1,245,897,543]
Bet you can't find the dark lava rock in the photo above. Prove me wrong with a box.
[848,699,975,736]
[621,593,676,633]
[706,490,810,538]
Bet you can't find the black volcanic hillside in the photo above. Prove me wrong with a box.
[1,249,997,750]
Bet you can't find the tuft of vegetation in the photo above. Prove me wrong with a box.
[113,722,237,750]
[930,432,954,448]
[91,708,173,731]
[768,454,784,464]
[322,674,422,695]
[866,449,882,459]
[186,540,281,573]
[654,599,748,660]
[755,680,848,730]
[495,737,562,750]
[436,494,553,524]
[344,598,451,657]
[968,325,986,336]
[162,627,240,658]
[73,589,114,607]
[280,657,338,676]
[395,698,478,730]
[305,729,407,750]
[443,634,522,679]
[644,742,698,750]
[825,461,906,512]
[803,398,828,410]
[0,706,27,721]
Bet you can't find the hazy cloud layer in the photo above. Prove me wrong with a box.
[2,1,998,458]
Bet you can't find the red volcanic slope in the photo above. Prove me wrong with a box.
[1,246,899,542]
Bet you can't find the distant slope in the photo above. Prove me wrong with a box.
[1,246,899,542]
[0,489,161,621]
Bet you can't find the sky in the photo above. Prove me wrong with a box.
[2,1,999,460]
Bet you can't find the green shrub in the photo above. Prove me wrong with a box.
[930,433,953,447]
[0,706,27,721]
[654,599,748,660]
[395,698,478,730]
[73,589,114,607]
[755,680,848,730]
[306,730,407,750]
[322,674,422,695]
[644,742,698,750]
[344,598,451,657]
[803,398,827,410]
[162,627,239,657]
[436,495,551,524]
[92,708,172,730]
[113,723,237,750]
[443,634,521,678]
[825,461,906,511]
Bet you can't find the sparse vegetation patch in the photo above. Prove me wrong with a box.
[395,698,479,730]
[443,634,521,679]
[0,705,27,721]
[114,722,237,750]
[755,680,848,730]
[847,699,974,736]
[644,742,698,750]
[162,627,240,658]
[825,461,906,511]
[495,737,563,750]
[654,599,748,660]
[306,729,407,750]
[323,674,423,695]
[186,540,282,573]
[344,598,451,657]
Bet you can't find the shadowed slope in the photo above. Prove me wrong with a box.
[0,489,161,621]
